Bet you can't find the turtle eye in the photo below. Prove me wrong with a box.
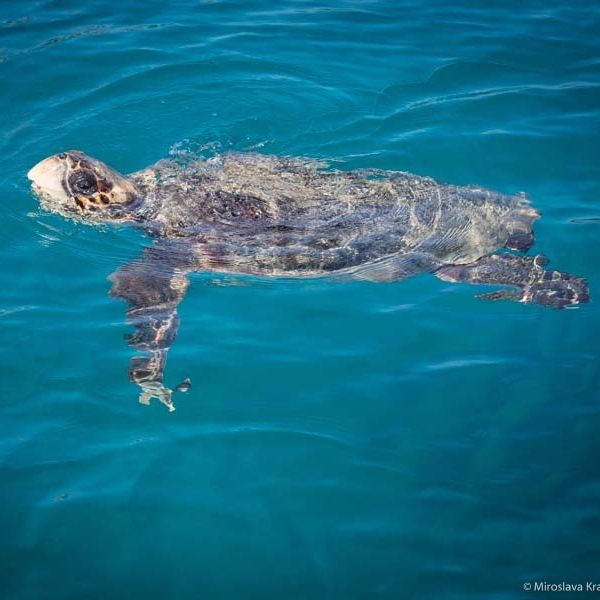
[68,170,97,196]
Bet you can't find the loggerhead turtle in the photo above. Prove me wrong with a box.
[27,150,589,410]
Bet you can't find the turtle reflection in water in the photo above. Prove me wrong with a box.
[28,151,589,410]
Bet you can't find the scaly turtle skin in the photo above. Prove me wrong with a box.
[28,150,590,410]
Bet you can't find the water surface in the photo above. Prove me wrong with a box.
[1,1,599,598]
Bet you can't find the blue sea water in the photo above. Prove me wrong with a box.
[1,0,600,597]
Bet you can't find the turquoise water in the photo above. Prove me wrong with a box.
[1,0,600,597]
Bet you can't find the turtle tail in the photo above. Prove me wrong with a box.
[505,199,540,252]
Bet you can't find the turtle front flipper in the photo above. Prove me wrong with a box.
[109,242,192,411]
[435,254,590,309]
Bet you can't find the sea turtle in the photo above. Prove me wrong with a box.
[28,150,589,410]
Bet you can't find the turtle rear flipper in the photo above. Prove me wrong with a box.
[521,269,590,308]
[435,254,590,309]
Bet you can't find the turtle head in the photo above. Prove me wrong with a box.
[28,150,140,223]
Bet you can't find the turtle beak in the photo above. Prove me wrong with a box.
[27,155,67,197]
